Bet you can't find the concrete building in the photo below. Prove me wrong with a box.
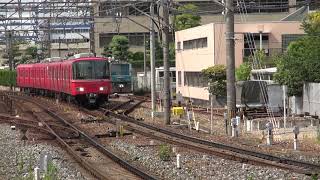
[48,21,91,58]
[93,0,310,56]
[175,21,304,104]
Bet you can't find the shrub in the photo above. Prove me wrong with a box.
[159,144,172,161]
[0,70,16,86]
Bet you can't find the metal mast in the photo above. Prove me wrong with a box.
[150,2,156,119]
[161,0,171,125]
[225,0,236,134]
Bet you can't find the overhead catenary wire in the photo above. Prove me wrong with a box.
[236,0,279,130]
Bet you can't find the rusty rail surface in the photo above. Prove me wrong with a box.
[101,107,319,175]
[7,93,156,180]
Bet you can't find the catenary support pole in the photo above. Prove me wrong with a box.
[6,31,13,71]
[7,30,13,90]
[210,94,213,134]
[150,2,156,119]
[161,0,171,125]
[225,0,236,135]
[58,37,61,57]
[90,5,95,55]
[283,85,287,128]
[144,33,147,90]
[259,32,263,50]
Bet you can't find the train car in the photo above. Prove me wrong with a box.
[236,80,268,110]
[109,62,132,93]
[16,53,112,106]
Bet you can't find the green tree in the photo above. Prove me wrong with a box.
[201,65,226,96]
[169,42,175,61]
[174,4,201,31]
[274,12,320,96]
[144,40,175,67]
[236,62,252,81]
[102,46,112,58]
[302,11,320,36]
[128,51,145,68]
[274,36,320,96]
[108,35,129,61]
[25,46,38,59]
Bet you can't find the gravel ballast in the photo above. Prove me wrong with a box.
[110,140,309,180]
[0,124,86,180]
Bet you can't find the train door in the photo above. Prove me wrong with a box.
[34,65,39,88]
[54,65,57,91]
[67,64,71,94]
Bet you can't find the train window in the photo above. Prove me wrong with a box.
[72,60,109,80]
[111,64,129,75]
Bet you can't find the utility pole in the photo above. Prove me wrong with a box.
[58,37,61,57]
[6,30,13,71]
[6,30,13,91]
[225,0,236,135]
[150,2,156,119]
[90,4,95,55]
[161,0,171,125]
[143,33,147,90]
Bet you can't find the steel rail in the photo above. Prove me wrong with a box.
[81,107,313,175]
[109,99,133,112]
[0,113,80,137]
[103,108,320,175]
[9,94,157,180]
[123,99,145,115]
[0,114,110,179]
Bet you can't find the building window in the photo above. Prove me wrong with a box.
[183,37,207,50]
[178,71,182,86]
[99,32,161,48]
[184,72,207,87]
[282,34,305,51]
[177,42,181,51]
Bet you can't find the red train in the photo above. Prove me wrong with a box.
[16,54,112,106]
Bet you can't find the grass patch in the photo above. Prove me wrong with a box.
[43,162,58,180]
[159,144,172,161]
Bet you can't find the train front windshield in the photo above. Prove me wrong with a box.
[111,64,130,75]
[72,60,109,80]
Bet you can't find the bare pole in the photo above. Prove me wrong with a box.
[225,0,236,135]
[6,30,13,71]
[7,30,13,91]
[150,2,156,119]
[210,94,214,134]
[144,33,147,90]
[90,4,96,55]
[161,0,171,125]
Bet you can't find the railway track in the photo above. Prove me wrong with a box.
[96,97,320,175]
[0,92,157,180]
[3,92,320,177]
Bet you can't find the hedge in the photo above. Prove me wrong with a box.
[0,70,16,86]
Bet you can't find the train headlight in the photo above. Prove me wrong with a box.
[119,84,124,88]
[99,87,104,91]
[77,87,85,92]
